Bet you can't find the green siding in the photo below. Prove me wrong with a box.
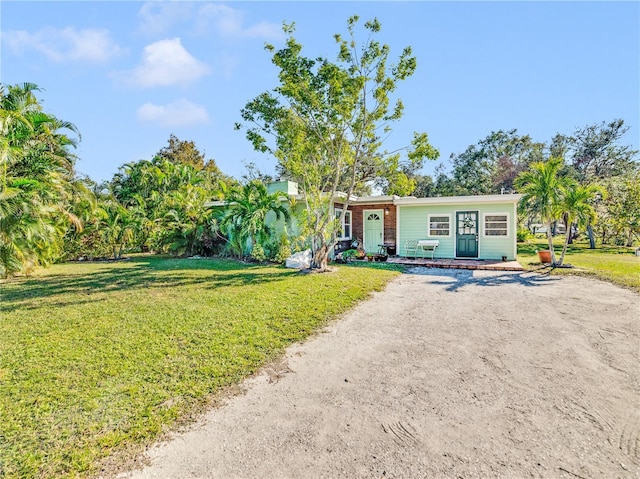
[398,202,517,260]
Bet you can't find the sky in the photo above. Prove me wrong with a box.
[2,1,639,183]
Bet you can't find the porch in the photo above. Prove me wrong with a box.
[385,256,524,271]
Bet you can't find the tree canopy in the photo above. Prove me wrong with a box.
[0,82,81,277]
[237,16,439,268]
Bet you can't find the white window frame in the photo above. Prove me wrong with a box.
[482,212,510,238]
[427,213,452,237]
[335,208,352,240]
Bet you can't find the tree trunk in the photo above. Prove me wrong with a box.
[626,229,634,247]
[311,244,330,270]
[558,230,570,266]
[546,223,557,266]
[587,224,596,249]
[562,213,573,245]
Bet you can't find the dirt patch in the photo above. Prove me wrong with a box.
[120,268,639,478]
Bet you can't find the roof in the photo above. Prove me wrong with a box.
[393,193,521,206]
[204,180,522,208]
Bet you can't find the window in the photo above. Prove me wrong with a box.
[484,214,509,237]
[428,214,451,236]
[335,209,352,240]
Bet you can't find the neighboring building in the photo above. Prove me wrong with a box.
[212,181,521,261]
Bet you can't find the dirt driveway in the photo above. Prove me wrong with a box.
[123,268,639,479]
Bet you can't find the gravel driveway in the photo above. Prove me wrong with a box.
[123,268,639,479]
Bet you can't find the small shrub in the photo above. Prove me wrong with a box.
[250,243,267,262]
[341,249,359,262]
[517,228,532,242]
[273,243,292,263]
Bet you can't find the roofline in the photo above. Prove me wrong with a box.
[350,195,400,205]
[393,194,522,206]
[206,193,522,209]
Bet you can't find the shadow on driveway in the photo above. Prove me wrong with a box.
[405,266,561,292]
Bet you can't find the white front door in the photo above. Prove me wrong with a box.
[364,210,384,253]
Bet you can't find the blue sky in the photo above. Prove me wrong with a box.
[2,1,638,183]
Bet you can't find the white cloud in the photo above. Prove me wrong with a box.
[196,4,282,39]
[125,38,209,88]
[2,27,123,63]
[137,2,195,35]
[136,99,209,127]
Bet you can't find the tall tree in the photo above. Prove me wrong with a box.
[156,134,207,169]
[565,119,638,183]
[561,119,639,248]
[557,183,602,266]
[109,149,232,253]
[219,180,290,258]
[515,157,572,266]
[237,17,438,268]
[599,172,640,247]
[449,129,545,195]
[160,183,219,256]
[0,82,80,277]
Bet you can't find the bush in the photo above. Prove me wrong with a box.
[517,228,532,242]
[61,230,112,261]
[250,243,267,262]
[263,233,295,264]
[342,249,359,261]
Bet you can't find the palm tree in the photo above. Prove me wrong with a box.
[515,156,572,266]
[557,183,602,266]
[161,183,216,256]
[1,82,80,276]
[219,181,290,258]
[100,199,134,260]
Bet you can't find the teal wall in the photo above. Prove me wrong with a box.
[265,200,303,239]
[397,202,517,260]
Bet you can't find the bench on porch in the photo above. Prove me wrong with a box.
[405,239,440,260]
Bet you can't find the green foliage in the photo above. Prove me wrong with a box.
[516,157,604,266]
[595,171,640,246]
[448,129,545,195]
[515,157,572,265]
[218,180,290,259]
[0,82,81,277]
[556,183,603,265]
[562,119,638,184]
[237,17,438,269]
[108,147,232,256]
[341,248,359,262]
[250,242,267,262]
[0,256,399,477]
[516,228,532,243]
[267,232,293,264]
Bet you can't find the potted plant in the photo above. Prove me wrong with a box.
[536,249,552,263]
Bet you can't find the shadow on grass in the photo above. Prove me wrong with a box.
[407,267,560,292]
[1,256,293,312]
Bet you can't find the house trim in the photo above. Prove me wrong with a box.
[482,212,510,239]
[427,213,453,238]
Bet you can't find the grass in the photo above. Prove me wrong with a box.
[0,256,400,478]
[517,237,640,292]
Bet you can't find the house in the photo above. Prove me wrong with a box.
[337,194,521,261]
[213,180,521,262]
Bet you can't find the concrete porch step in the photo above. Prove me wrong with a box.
[385,257,524,271]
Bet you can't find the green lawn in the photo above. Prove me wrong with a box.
[0,256,400,478]
[518,237,640,292]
